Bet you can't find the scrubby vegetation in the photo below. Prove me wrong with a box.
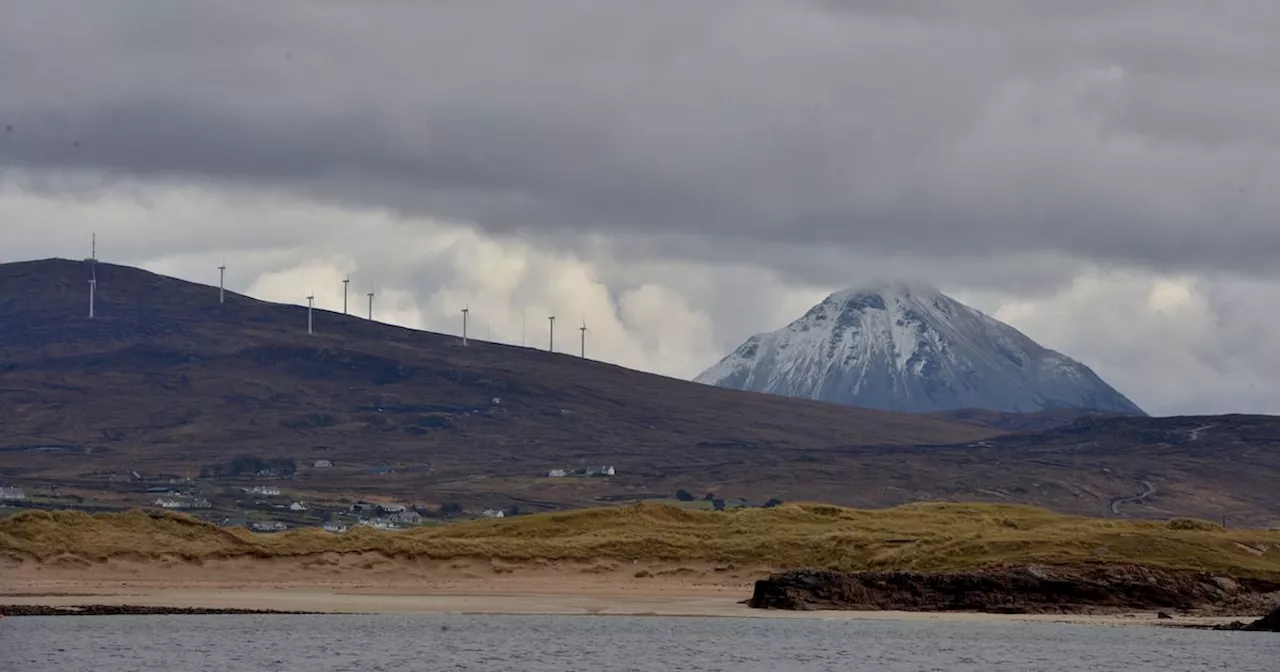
[3,502,1280,578]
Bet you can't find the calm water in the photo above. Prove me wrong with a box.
[2,614,1277,671]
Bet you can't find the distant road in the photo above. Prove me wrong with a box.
[1109,480,1156,516]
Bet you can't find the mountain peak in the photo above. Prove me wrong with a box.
[827,279,942,303]
[696,283,1144,416]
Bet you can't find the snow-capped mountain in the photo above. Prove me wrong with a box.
[694,280,1145,415]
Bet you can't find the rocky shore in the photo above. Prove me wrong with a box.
[0,604,319,617]
[1215,605,1280,632]
[747,565,1280,616]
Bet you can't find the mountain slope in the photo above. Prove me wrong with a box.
[0,259,994,506]
[696,281,1144,415]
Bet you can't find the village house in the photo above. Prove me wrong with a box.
[481,509,505,519]
[250,521,288,532]
[322,521,348,533]
[313,459,332,469]
[387,510,422,525]
[243,486,282,496]
[547,469,567,478]
[585,466,616,477]
[154,497,211,509]
[0,485,26,501]
[289,501,308,512]
[376,503,407,515]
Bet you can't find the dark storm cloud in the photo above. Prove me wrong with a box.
[4,0,1280,286]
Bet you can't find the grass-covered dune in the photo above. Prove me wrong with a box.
[4,502,1280,578]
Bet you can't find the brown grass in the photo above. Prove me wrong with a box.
[4,502,1280,579]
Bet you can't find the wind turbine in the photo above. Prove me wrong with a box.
[366,285,375,321]
[87,233,97,318]
[579,317,590,358]
[548,315,556,352]
[521,310,526,347]
[342,276,350,315]
[218,262,226,304]
[88,264,96,318]
[307,290,315,335]
[461,305,469,346]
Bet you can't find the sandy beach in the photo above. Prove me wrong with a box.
[0,554,1247,628]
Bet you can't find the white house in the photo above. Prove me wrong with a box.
[244,486,281,496]
[547,469,567,478]
[0,486,26,501]
[481,509,505,519]
[155,498,184,508]
[387,510,422,525]
[322,521,348,533]
[289,501,308,511]
[585,466,616,477]
[313,459,332,468]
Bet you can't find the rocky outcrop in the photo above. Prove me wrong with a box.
[747,566,1280,615]
[1244,605,1280,631]
[1217,605,1280,632]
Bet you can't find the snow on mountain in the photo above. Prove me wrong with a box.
[694,280,1145,415]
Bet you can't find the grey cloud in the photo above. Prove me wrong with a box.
[5,0,1280,288]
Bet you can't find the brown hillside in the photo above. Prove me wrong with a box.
[2,258,1279,526]
[0,258,990,501]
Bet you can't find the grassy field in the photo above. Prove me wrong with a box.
[4,502,1280,579]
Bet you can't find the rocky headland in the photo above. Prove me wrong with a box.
[747,565,1280,617]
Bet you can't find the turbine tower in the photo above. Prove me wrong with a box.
[579,318,590,358]
[218,262,226,304]
[307,291,315,335]
[342,276,350,315]
[461,305,469,346]
[88,266,96,318]
[548,315,556,352]
[87,233,97,318]
[366,285,375,321]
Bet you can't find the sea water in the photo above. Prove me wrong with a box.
[3,613,1277,671]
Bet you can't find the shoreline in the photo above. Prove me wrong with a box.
[0,584,1254,629]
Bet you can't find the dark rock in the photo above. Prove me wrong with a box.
[747,566,1280,615]
[1157,611,1173,619]
[1244,605,1280,632]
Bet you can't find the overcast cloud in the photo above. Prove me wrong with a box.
[3,0,1280,415]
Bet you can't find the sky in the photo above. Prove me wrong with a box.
[3,0,1280,416]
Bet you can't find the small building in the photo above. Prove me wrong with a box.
[387,510,422,525]
[376,504,406,515]
[547,469,567,478]
[481,509,505,519]
[154,498,185,508]
[289,501,308,512]
[0,486,26,501]
[250,521,288,532]
[313,459,332,469]
[244,486,281,496]
[585,466,616,477]
[322,521,348,533]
